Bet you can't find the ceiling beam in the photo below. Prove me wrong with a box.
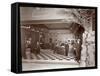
[21,19,74,25]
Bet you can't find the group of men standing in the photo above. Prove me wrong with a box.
[22,37,82,63]
[50,39,82,62]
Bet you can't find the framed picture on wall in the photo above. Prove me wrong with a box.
[11,2,97,73]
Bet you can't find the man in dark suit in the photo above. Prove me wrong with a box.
[74,40,81,62]
[36,41,40,55]
[65,42,69,56]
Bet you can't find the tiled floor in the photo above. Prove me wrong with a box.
[22,49,79,71]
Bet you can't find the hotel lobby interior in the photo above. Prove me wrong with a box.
[20,7,95,71]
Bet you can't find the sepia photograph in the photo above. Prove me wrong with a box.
[19,6,96,71]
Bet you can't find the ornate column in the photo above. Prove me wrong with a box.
[80,31,88,67]
[80,31,95,67]
[86,31,95,67]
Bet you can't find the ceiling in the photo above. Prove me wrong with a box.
[20,7,79,24]
[20,7,95,31]
[20,7,81,30]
